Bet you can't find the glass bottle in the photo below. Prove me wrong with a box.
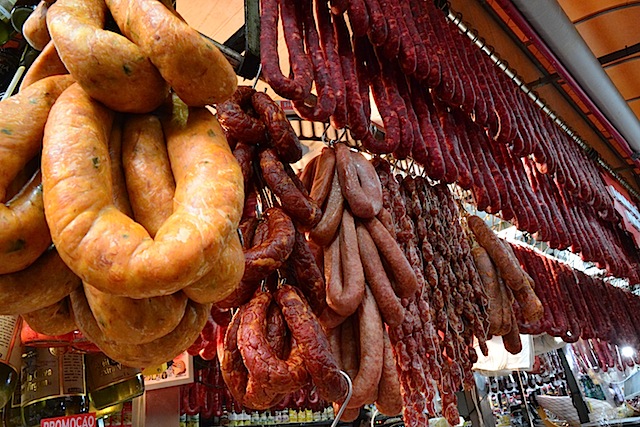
[2,377,24,426]
[20,347,89,427]
[85,353,144,411]
[0,316,21,411]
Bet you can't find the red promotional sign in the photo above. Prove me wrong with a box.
[40,413,97,427]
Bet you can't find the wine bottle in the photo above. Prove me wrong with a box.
[0,316,22,411]
[85,353,144,411]
[20,347,89,427]
[2,377,24,427]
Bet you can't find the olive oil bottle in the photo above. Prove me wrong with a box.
[20,347,88,427]
[0,316,21,411]
[2,377,24,427]
[85,353,144,410]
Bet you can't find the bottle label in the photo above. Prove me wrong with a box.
[0,315,21,371]
[21,347,86,406]
[85,353,141,393]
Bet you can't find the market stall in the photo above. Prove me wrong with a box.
[0,0,640,426]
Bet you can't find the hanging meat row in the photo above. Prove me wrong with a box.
[510,243,640,350]
[258,0,640,283]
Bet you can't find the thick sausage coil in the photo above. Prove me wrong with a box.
[275,285,348,403]
[42,88,244,298]
[47,0,169,112]
[105,0,237,107]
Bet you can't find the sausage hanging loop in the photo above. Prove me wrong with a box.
[331,370,353,426]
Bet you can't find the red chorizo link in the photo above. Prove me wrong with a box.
[243,207,296,282]
[275,285,348,403]
[364,0,388,46]
[379,58,413,160]
[356,224,404,327]
[217,86,267,145]
[378,0,400,59]
[259,0,312,101]
[292,0,336,122]
[347,0,370,37]
[335,143,383,219]
[391,0,416,75]
[347,286,384,408]
[356,37,400,154]
[316,1,347,130]
[239,291,309,406]
[363,217,418,298]
[259,149,322,229]
[252,92,303,164]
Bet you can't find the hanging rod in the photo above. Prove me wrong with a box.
[445,7,640,205]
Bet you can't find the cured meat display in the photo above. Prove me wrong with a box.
[1,0,640,426]
[259,0,640,283]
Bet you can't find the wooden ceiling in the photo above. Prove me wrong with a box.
[176,0,640,197]
[559,0,640,124]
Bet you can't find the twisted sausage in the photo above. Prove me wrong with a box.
[217,86,267,145]
[105,0,237,106]
[259,149,321,228]
[22,296,77,336]
[243,207,296,282]
[47,0,169,112]
[276,285,348,403]
[70,288,211,367]
[239,291,309,407]
[43,87,244,298]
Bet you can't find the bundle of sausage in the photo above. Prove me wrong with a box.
[393,172,490,427]
[465,214,543,354]
[510,243,640,352]
[0,0,247,368]
[304,151,493,426]
[217,285,348,411]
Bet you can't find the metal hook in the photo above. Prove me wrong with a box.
[330,371,354,427]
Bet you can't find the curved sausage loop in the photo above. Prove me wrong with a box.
[1,75,75,274]
[43,87,245,299]
[105,0,237,106]
[47,0,169,112]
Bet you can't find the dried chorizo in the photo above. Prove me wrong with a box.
[275,285,348,403]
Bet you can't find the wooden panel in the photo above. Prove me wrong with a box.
[604,58,640,100]
[574,8,640,57]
